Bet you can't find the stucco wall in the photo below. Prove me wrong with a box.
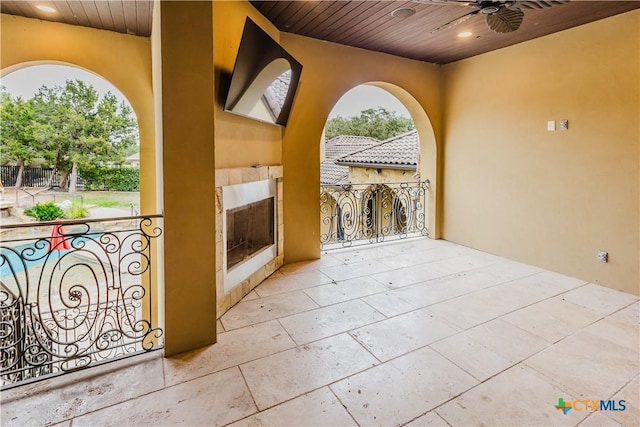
[348,167,418,184]
[442,11,640,294]
[213,1,283,169]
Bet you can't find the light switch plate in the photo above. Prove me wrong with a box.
[559,120,569,130]
[547,120,556,131]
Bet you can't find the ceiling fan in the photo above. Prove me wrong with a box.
[412,0,569,34]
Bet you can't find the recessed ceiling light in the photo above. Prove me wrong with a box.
[458,31,473,38]
[391,7,416,19]
[35,5,57,13]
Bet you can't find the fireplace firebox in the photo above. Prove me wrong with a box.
[222,178,278,294]
[226,197,274,269]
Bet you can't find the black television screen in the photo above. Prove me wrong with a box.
[224,18,303,126]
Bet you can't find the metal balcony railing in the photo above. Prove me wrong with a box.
[0,215,163,389]
[320,180,429,250]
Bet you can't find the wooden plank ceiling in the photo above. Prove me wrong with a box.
[0,1,153,37]
[1,1,638,64]
[250,1,640,64]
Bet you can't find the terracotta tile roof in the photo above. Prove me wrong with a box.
[321,135,380,185]
[336,129,418,169]
[262,71,290,119]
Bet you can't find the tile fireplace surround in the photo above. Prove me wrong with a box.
[215,166,284,318]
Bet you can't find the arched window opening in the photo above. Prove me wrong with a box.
[320,84,430,249]
[0,64,140,220]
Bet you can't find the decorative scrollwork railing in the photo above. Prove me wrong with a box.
[320,180,429,250]
[0,215,163,389]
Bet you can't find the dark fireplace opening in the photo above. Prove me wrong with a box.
[227,197,275,270]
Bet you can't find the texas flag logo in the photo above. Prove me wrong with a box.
[555,398,572,415]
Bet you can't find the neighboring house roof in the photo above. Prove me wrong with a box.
[321,135,380,185]
[336,129,418,170]
[262,71,291,120]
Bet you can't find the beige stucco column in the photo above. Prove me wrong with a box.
[154,1,217,356]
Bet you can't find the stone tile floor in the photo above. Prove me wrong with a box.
[2,238,638,426]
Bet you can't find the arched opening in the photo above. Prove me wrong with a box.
[320,83,436,249]
[0,61,162,385]
[1,63,141,217]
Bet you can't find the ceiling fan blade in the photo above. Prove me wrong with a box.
[412,0,476,7]
[486,8,524,33]
[514,0,569,10]
[428,10,480,36]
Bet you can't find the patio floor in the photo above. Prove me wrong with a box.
[2,237,638,426]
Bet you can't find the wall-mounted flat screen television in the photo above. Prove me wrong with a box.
[224,18,303,126]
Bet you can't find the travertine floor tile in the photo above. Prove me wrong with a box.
[428,280,552,329]
[560,284,639,316]
[303,276,388,306]
[430,333,513,381]
[0,352,164,427]
[320,258,396,282]
[371,263,446,288]
[427,290,521,329]
[524,331,639,398]
[278,255,343,274]
[164,320,295,386]
[578,411,622,426]
[240,334,377,410]
[5,237,638,427]
[227,387,357,427]
[607,376,639,427]
[361,290,420,317]
[464,319,550,362]
[581,315,639,352]
[350,308,460,361]
[387,269,513,309]
[436,366,585,426]
[608,301,639,325]
[404,410,450,426]
[328,246,397,264]
[72,367,256,427]
[502,297,602,343]
[279,299,386,345]
[254,269,333,297]
[220,291,319,330]
[515,270,587,294]
[378,245,471,269]
[331,346,477,426]
[474,259,544,281]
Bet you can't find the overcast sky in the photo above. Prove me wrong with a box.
[329,85,411,119]
[2,65,411,120]
[1,64,128,104]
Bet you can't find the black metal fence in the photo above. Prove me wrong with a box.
[0,166,61,188]
[320,180,429,250]
[0,215,163,389]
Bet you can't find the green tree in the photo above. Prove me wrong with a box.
[31,79,138,192]
[0,89,40,187]
[325,107,414,140]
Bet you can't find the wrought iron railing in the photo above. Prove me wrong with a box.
[0,215,163,389]
[320,180,429,249]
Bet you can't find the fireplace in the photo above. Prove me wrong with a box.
[226,197,274,269]
[222,178,278,294]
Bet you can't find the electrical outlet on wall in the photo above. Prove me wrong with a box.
[597,250,608,263]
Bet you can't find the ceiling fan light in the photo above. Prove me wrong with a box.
[35,4,57,13]
[391,7,416,19]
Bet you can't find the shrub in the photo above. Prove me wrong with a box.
[25,202,64,221]
[80,166,139,191]
[64,199,89,219]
